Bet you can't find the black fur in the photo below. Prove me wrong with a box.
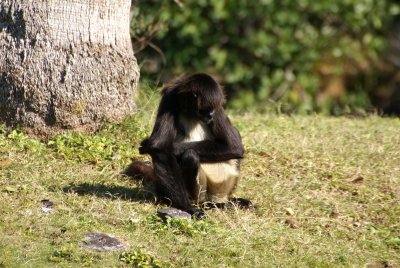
[139,73,246,216]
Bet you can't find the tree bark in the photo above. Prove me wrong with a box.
[0,0,139,137]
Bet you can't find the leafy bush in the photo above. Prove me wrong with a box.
[131,0,400,112]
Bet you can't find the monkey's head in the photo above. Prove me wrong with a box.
[166,73,225,124]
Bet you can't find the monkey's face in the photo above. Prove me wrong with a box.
[178,92,216,124]
[197,108,215,124]
[192,92,218,124]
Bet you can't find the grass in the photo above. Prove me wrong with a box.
[0,90,399,267]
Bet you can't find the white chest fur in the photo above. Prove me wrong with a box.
[176,116,213,142]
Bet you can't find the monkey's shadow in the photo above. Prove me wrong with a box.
[62,182,156,203]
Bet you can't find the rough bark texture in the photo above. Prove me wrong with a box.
[0,0,139,137]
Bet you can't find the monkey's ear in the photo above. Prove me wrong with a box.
[161,85,175,95]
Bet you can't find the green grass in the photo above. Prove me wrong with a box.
[0,91,399,267]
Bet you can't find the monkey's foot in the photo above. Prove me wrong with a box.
[191,208,206,220]
[229,197,255,210]
[202,198,255,211]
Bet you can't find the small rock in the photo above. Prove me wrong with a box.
[80,232,128,252]
[41,207,52,213]
[41,199,54,208]
[40,199,54,213]
[157,208,191,222]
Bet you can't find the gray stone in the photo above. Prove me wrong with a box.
[157,208,191,221]
[41,199,54,208]
[80,232,128,252]
[40,199,54,213]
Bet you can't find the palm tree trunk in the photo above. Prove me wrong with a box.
[0,0,139,137]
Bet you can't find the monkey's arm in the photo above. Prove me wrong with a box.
[139,91,178,155]
[173,109,244,162]
[174,139,243,162]
[140,112,177,155]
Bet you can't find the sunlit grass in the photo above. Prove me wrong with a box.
[0,90,399,267]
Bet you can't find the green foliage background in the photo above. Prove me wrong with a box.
[131,0,400,113]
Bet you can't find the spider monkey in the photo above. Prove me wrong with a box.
[127,73,252,218]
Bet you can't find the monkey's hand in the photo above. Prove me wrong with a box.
[172,142,186,156]
[140,139,168,155]
[139,139,150,155]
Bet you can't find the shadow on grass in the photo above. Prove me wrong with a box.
[62,183,156,203]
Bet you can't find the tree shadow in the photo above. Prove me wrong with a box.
[62,182,156,203]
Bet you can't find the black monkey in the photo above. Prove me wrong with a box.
[128,73,251,217]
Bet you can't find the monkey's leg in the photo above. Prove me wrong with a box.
[176,148,207,201]
[180,149,199,192]
[201,161,239,204]
[151,152,194,214]
[180,149,205,219]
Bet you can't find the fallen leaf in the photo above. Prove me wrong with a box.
[351,176,364,184]
[366,261,394,268]
[257,151,269,157]
[5,186,17,193]
[0,159,12,168]
[285,208,294,216]
[285,218,301,229]
[329,211,339,218]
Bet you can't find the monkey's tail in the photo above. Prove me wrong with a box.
[124,160,156,183]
